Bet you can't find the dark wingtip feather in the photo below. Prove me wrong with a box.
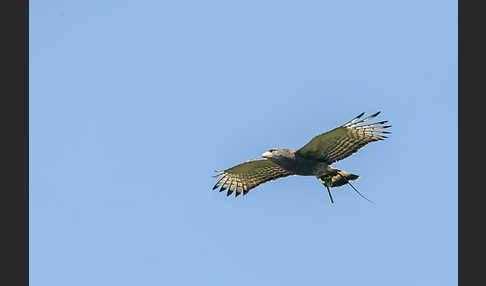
[235,191,241,198]
[226,189,234,196]
[348,112,383,127]
[243,189,250,195]
[219,183,228,192]
[344,112,365,127]
[212,177,224,190]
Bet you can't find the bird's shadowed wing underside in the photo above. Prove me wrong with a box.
[296,112,391,164]
[212,159,293,197]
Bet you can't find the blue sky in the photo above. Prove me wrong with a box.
[30,1,457,285]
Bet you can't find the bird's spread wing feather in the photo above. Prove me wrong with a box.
[296,112,391,164]
[212,159,293,197]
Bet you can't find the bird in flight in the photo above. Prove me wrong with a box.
[212,112,391,203]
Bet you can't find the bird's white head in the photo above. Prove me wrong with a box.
[262,148,294,162]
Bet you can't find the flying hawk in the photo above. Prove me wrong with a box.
[212,112,391,203]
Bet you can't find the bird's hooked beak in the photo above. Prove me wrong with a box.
[262,151,273,159]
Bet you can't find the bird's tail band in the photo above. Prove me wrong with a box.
[323,170,360,188]
[318,170,374,203]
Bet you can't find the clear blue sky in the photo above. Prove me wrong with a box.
[30,1,457,285]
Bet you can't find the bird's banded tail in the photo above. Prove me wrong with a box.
[320,170,360,188]
[318,169,373,203]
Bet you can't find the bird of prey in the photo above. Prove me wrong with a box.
[212,112,391,203]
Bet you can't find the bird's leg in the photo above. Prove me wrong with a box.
[326,185,334,204]
[322,174,334,204]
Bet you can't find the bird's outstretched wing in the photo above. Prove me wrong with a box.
[296,112,391,164]
[212,159,293,197]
